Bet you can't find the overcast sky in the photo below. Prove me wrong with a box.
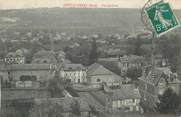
[0,0,180,10]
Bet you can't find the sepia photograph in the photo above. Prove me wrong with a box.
[0,0,181,117]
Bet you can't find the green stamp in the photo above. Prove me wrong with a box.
[145,1,180,36]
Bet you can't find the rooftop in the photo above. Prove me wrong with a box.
[111,85,140,100]
[87,63,121,79]
[63,63,86,71]
[33,50,55,58]
[78,92,104,111]
[66,87,79,97]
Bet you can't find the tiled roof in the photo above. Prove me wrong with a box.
[89,85,140,102]
[144,67,170,86]
[33,50,55,58]
[88,63,120,77]
[111,85,140,100]
[63,63,86,71]
[34,97,90,112]
[78,92,104,111]
[89,91,108,106]
[66,87,79,97]
[0,64,56,71]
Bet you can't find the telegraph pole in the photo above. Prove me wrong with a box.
[141,0,156,68]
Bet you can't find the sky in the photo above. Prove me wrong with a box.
[0,0,180,10]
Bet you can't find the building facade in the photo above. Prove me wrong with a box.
[138,67,181,110]
[118,55,143,76]
[87,63,123,85]
[90,84,141,113]
[0,64,56,88]
[60,64,87,84]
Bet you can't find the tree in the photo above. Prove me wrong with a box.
[126,37,144,56]
[157,34,180,72]
[156,88,181,114]
[1,106,21,117]
[89,38,98,65]
[126,67,142,81]
[134,37,144,56]
[1,100,33,117]
[70,100,81,117]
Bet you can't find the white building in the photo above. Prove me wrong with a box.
[60,64,87,83]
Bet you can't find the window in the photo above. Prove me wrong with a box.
[97,78,101,82]
[20,75,37,81]
[43,60,48,63]
[67,79,71,82]
[136,106,139,111]
[130,106,133,111]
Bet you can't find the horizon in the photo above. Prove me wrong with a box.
[0,0,180,10]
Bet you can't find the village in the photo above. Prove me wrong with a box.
[0,26,181,117]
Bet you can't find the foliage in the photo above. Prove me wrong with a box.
[157,34,180,72]
[1,100,33,117]
[1,106,21,117]
[156,88,181,114]
[29,100,63,117]
[126,37,145,56]
[70,100,81,117]
[89,38,98,65]
[126,67,142,81]
[64,41,91,66]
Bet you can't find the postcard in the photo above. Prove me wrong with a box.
[0,0,181,117]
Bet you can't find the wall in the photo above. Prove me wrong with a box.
[60,70,87,83]
[1,88,50,101]
[89,75,116,84]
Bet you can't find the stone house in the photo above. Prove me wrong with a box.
[60,64,87,84]
[118,55,144,76]
[90,84,141,113]
[0,64,56,88]
[138,67,181,110]
[87,63,123,85]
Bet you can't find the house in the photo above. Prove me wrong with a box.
[97,57,121,75]
[109,85,141,113]
[90,84,141,113]
[87,63,123,85]
[118,55,144,76]
[34,97,91,117]
[0,64,56,88]
[60,63,87,84]
[138,67,181,110]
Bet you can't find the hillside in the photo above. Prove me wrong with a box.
[0,8,180,34]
